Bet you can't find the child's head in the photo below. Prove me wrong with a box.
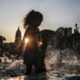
[23,10,43,28]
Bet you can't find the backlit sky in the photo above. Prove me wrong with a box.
[0,0,80,42]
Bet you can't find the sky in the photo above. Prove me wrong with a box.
[0,0,80,42]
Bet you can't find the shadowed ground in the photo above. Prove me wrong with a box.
[24,73,47,80]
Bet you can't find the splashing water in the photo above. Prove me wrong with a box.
[45,43,80,74]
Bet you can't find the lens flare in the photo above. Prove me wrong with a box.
[25,38,29,44]
[38,41,42,46]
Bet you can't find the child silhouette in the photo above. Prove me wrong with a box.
[20,10,44,75]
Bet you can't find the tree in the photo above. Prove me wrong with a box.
[0,36,6,43]
[0,35,6,56]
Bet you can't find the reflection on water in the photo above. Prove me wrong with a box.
[0,72,80,80]
[47,71,80,80]
[0,45,80,80]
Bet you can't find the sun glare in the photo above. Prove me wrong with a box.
[25,38,29,44]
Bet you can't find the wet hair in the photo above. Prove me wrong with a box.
[23,10,43,28]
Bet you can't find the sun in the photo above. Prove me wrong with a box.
[25,38,29,44]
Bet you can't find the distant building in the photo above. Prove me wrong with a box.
[74,23,79,33]
[0,27,22,56]
[15,27,21,48]
[3,42,15,51]
[57,27,72,37]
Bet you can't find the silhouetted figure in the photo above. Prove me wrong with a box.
[20,10,46,75]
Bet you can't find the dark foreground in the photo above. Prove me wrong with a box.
[0,72,80,80]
